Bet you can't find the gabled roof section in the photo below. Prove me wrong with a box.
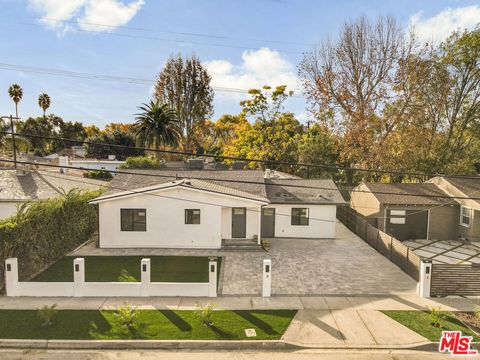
[443,177,480,199]
[90,177,269,204]
[265,179,345,204]
[102,169,267,198]
[362,182,455,206]
[0,169,106,201]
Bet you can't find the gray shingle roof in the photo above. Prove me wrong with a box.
[363,183,455,206]
[0,170,107,201]
[265,179,345,204]
[104,169,267,198]
[100,169,345,205]
[444,177,480,198]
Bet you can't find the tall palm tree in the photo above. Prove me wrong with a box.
[8,84,23,120]
[134,101,182,154]
[38,93,51,118]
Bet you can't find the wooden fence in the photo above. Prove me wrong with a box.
[337,206,421,281]
[431,264,480,297]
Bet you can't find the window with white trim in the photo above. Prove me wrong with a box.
[460,206,473,227]
[291,208,309,226]
[121,209,146,231]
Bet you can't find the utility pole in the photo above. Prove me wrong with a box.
[1,115,20,169]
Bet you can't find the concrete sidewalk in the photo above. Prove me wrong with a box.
[0,294,478,311]
[282,309,429,347]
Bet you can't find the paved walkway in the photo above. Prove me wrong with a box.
[283,309,428,347]
[0,294,478,311]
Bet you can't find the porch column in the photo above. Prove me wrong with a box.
[258,205,262,245]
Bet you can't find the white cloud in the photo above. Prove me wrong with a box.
[27,0,145,33]
[409,6,480,43]
[204,48,299,100]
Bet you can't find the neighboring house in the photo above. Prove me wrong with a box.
[89,170,345,249]
[0,168,106,219]
[70,158,125,175]
[350,182,458,241]
[428,176,480,242]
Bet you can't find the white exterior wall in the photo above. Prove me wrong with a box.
[98,187,262,248]
[0,202,22,219]
[267,204,337,238]
[71,160,125,174]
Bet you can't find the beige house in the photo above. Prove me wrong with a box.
[350,182,458,241]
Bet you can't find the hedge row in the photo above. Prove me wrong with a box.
[0,189,102,290]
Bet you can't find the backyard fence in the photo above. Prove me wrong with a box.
[5,257,218,298]
[431,263,480,297]
[337,206,421,281]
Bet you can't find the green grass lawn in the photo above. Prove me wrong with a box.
[0,309,296,340]
[31,256,222,283]
[382,311,480,342]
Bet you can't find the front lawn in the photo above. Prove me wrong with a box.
[32,256,222,283]
[382,310,480,342]
[0,309,296,340]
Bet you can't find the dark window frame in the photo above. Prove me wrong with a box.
[121,208,146,231]
[185,209,201,224]
[291,208,309,226]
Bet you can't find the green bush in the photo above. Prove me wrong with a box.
[120,156,163,169]
[83,170,113,180]
[0,189,102,290]
[37,304,58,327]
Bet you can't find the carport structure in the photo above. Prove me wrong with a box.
[403,239,480,264]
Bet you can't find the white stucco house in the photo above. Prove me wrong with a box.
[70,158,125,175]
[89,169,346,249]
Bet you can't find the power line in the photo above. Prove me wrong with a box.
[19,21,304,55]
[1,158,480,201]
[0,62,305,99]
[34,18,314,47]
[3,130,480,180]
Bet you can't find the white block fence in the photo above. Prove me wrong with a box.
[5,257,217,298]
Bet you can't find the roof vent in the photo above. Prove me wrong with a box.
[232,161,247,170]
[276,192,293,198]
[187,158,204,170]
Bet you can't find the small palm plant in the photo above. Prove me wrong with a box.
[118,269,137,282]
[196,302,216,327]
[114,303,148,339]
[37,304,58,327]
[430,306,443,327]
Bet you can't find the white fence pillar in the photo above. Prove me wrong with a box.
[258,205,262,245]
[418,259,432,298]
[73,258,85,297]
[262,259,272,297]
[5,258,19,296]
[141,258,150,297]
[208,259,217,297]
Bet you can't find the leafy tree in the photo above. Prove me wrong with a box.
[52,119,87,152]
[134,101,182,156]
[298,16,419,175]
[223,85,300,170]
[17,116,54,154]
[38,93,51,118]
[297,124,341,179]
[8,83,23,120]
[154,54,214,150]
[84,124,144,160]
[120,156,162,169]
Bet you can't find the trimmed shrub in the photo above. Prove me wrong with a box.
[0,189,102,290]
[83,170,113,180]
[120,156,162,169]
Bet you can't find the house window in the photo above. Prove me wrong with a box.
[121,209,146,231]
[460,206,473,227]
[291,208,309,226]
[185,209,201,224]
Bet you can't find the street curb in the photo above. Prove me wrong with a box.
[0,339,299,350]
[0,338,465,351]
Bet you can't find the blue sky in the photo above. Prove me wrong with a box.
[0,0,479,128]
